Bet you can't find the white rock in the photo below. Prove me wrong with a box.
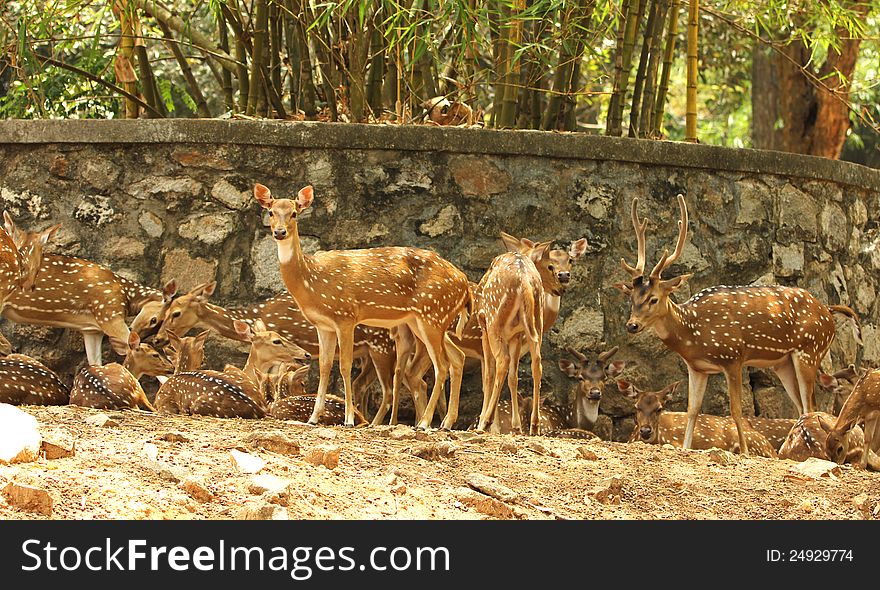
[0,404,41,464]
[230,449,265,474]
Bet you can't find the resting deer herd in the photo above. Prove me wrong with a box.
[0,186,877,472]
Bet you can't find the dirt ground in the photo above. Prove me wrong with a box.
[1,404,877,520]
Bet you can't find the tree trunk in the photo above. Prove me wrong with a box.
[607,0,645,135]
[751,45,782,151]
[628,0,661,137]
[684,0,698,142]
[246,0,269,116]
[651,0,680,136]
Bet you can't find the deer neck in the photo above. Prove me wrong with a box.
[832,390,865,437]
[122,356,142,380]
[276,232,318,305]
[542,293,561,332]
[117,275,162,313]
[572,390,598,428]
[199,302,258,341]
[652,300,691,349]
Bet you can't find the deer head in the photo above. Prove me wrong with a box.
[232,319,311,369]
[123,331,174,378]
[254,183,313,242]
[558,345,625,424]
[163,329,210,373]
[818,364,861,416]
[618,379,682,443]
[154,281,217,345]
[130,280,178,340]
[3,211,62,291]
[614,195,691,334]
[499,232,587,295]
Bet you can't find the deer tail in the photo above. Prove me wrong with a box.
[454,283,474,339]
[518,284,540,345]
[830,305,863,346]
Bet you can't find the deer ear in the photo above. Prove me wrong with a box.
[233,320,252,340]
[499,232,521,253]
[569,238,588,259]
[127,331,141,350]
[252,319,268,333]
[191,280,216,301]
[109,336,129,356]
[162,279,178,301]
[660,274,691,293]
[617,379,636,397]
[194,330,211,347]
[293,365,311,381]
[40,223,61,245]
[661,380,682,400]
[818,373,837,389]
[165,330,180,348]
[296,185,314,211]
[606,360,626,378]
[613,282,633,295]
[254,183,274,209]
[2,211,14,236]
[528,241,553,263]
[558,359,578,378]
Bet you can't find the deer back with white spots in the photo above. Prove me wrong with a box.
[2,213,169,366]
[255,183,470,429]
[266,364,367,425]
[778,411,879,468]
[618,379,777,457]
[614,194,861,456]
[824,368,880,469]
[0,353,69,405]
[70,331,172,411]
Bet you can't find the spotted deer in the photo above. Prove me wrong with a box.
[0,353,69,405]
[128,280,178,340]
[746,417,797,451]
[618,379,777,457]
[152,281,404,416]
[556,345,626,435]
[818,364,861,416]
[824,369,880,469]
[154,319,310,419]
[473,246,547,434]
[266,364,368,425]
[488,394,602,439]
[255,183,470,428]
[400,233,587,429]
[70,331,173,411]
[0,213,53,312]
[3,214,173,365]
[615,194,861,455]
[778,411,880,468]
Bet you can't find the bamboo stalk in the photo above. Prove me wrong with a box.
[289,0,317,118]
[246,0,268,116]
[685,0,698,142]
[498,0,525,128]
[607,0,645,136]
[217,10,235,111]
[159,21,212,117]
[628,0,660,137]
[651,0,680,136]
[133,44,163,118]
[269,1,283,95]
[116,3,139,118]
[637,0,668,136]
[365,23,385,115]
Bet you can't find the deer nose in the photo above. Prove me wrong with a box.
[639,427,652,440]
[557,272,571,284]
[273,228,288,240]
[588,388,601,401]
[626,321,641,334]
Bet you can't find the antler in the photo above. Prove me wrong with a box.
[620,198,648,278]
[598,345,619,363]
[650,194,688,279]
[566,346,588,364]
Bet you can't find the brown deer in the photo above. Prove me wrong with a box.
[0,353,69,405]
[3,214,173,365]
[128,280,178,340]
[825,369,880,469]
[69,331,173,411]
[487,394,602,439]
[618,379,777,457]
[818,364,861,416]
[154,319,310,419]
[152,281,405,418]
[778,411,880,468]
[265,364,368,425]
[615,194,861,455]
[556,345,626,436]
[745,417,797,451]
[255,183,470,428]
[473,247,547,434]
[399,233,587,429]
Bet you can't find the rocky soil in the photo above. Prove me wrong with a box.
[1,404,877,520]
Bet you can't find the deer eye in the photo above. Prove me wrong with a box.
[273,339,283,345]
[649,297,659,305]
[548,265,555,271]
[149,317,157,326]
[171,311,181,318]
[268,211,274,217]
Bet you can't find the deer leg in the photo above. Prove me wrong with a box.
[309,328,338,425]
[439,335,465,430]
[371,350,398,420]
[335,323,357,427]
[724,367,749,457]
[683,366,709,450]
[861,418,878,470]
[528,337,542,437]
[415,323,451,431]
[772,358,805,415]
[82,331,104,366]
[405,348,432,420]
[352,356,376,415]
[505,339,523,434]
[478,338,510,431]
[133,383,156,412]
[792,351,817,413]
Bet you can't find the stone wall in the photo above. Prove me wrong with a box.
[1,120,879,438]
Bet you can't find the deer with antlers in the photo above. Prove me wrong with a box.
[618,379,777,457]
[69,331,173,411]
[3,213,175,365]
[0,353,69,405]
[824,368,880,470]
[255,183,470,428]
[615,194,861,455]
[556,345,625,437]
[155,319,309,418]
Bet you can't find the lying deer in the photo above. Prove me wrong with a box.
[619,379,777,457]
[487,394,602,439]
[825,369,880,469]
[256,183,470,428]
[778,411,880,468]
[745,417,797,452]
[615,194,861,455]
[155,320,309,419]
[0,353,69,405]
[265,364,367,425]
[69,331,173,411]
[3,213,174,365]
[556,345,626,437]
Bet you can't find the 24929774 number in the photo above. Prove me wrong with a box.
[778,549,854,562]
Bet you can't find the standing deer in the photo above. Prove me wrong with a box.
[255,183,470,428]
[556,345,626,437]
[154,320,310,418]
[0,353,69,405]
[825,369,880,469]
[3,214,172,365]
[615,194,861,455]
[778,411,880,468]
[70,331,173,411]
[474,247,546,434]
[618,379,777,457]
